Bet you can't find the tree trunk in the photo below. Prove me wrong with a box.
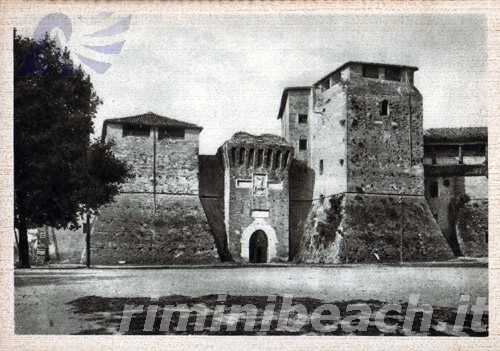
[17,216,31,268]
[51,227,60,261]
[85,212,91,268]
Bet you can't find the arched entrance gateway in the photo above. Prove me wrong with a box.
[249,230,268,263]
[240,219,278,262]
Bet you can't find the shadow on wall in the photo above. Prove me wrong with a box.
[199,154,232,261]
[289,159,315,261]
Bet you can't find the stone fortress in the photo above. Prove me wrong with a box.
[92,61,488,265]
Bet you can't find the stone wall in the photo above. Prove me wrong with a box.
[105,123,201,194]
[156,129,201,194]
[106,123,155,193]
[346,71,424,195]
[93,121,220,265]
[310,83,348,197]
[456,200,488,257]
[296,193,454,263]
[91,193,219,264]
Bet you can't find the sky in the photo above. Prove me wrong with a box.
[19,12,487,154]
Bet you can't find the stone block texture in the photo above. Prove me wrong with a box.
[456,200,488,257]
[91,194,218,264]
[296,193,454,263]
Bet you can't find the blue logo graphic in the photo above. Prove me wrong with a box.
[33,12,131,74]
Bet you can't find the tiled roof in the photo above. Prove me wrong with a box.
[424,127,487,143]
[103,112,203,130]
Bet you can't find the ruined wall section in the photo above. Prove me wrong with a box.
[346,67,424,195]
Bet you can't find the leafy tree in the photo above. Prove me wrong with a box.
[14,31,129,268]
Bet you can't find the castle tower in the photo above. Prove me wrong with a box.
[288,62,453,263]
[277,87,312,165]
[219,132,293,263]
[91,112,219,265]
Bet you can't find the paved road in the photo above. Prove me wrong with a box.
[15,265,488,334]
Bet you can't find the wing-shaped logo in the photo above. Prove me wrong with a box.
[33,12,131,74]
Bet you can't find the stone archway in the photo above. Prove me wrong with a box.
[240,219,278,262]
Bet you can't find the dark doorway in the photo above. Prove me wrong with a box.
[249,230,268,263]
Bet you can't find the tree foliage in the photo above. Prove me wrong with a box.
[14,31,130,268]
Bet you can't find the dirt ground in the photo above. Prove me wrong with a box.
[14,264,488,335]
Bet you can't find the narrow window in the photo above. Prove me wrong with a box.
[430,181,439,198]
[319,160,324,175]
[380,100,389,116]
[299,138,308,151]
[256,149,264,167]
[298,114,308,124]
[265,149,272,168]
[123,125,150,137]
[239,147,245,165]
[363,65,379,79]
[230,147,237,166]
[273,150,282,170]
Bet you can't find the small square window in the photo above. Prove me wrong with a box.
[298,114,308,124]
[299,138,308,151]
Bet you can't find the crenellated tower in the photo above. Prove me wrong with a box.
[219,132,293,263]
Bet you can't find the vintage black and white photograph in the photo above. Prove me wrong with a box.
[2,2,494,344]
